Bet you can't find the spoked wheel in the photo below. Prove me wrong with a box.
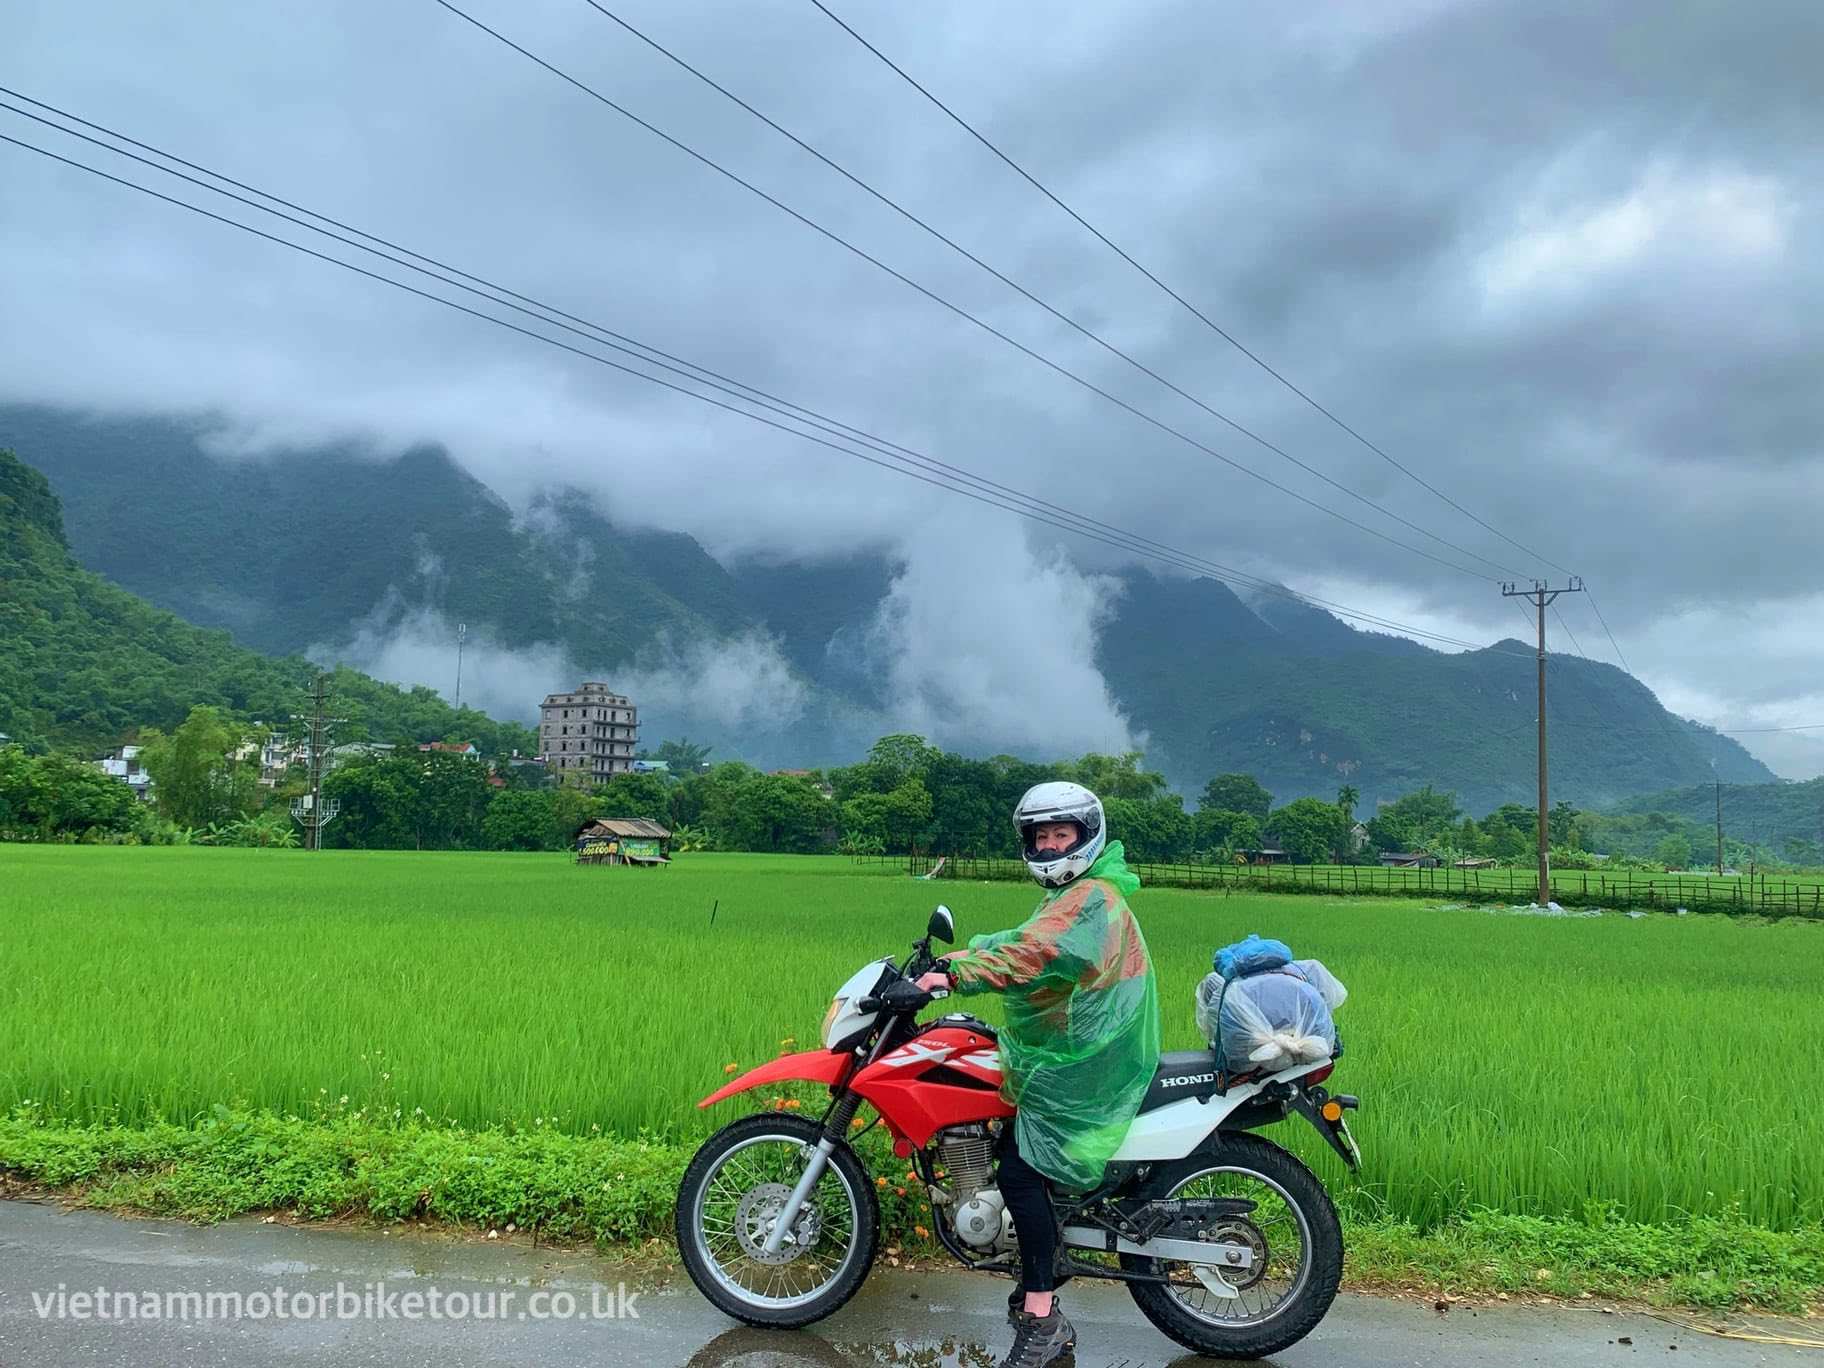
[1121,1133,1342,1359]
[675,1113,879,1327]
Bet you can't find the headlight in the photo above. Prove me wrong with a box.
[821,996,846,1049]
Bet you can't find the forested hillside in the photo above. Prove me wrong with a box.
[1608,777,1824,863]
[0,448,534,755]
[0,406,741,666]
[1098,570,1768,811]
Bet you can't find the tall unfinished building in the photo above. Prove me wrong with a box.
[539,682,639,782]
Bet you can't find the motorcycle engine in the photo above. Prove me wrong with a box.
[932,1124,1016,1253]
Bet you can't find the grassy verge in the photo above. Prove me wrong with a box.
[4,1108,1817,1315]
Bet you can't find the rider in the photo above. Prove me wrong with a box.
[916,781,1161,1368]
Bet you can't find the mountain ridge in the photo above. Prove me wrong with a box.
[2,403,1773,809]
[0,443,537,757]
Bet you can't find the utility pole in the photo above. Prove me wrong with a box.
[289,671,342,851]
[1714,763,1725,875]
[455,622,468,712]
[1501,577,1584,904]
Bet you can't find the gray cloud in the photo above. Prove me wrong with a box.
[312,605,570,729]
[862,512,1138,759]
[3,0,1820,769]
[314,605,814,746]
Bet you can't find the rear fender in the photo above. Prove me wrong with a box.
[1108,1061,1334,1164]
[1287,1085,1361,1170]
[697,1048,850,1108]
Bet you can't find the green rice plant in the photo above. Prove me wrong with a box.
[2,846,1818,1230]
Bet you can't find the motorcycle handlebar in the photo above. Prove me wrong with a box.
[859,977,948,1015]
[854,933,954,1015]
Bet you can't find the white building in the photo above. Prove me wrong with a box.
[95,745,154,802]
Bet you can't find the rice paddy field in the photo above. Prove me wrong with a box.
[3,844,1820,1233]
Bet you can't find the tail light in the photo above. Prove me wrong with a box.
[1303,1063,1335,1086]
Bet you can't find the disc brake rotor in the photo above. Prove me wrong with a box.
[734,1182,823,1266]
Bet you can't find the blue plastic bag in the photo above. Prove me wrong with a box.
[1213,933,1292,980]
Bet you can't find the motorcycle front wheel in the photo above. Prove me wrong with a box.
[675,1112,880,1327]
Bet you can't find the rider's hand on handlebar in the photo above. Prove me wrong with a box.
[913,969,951,994]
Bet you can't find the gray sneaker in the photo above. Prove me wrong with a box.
[1007,1280,1073,1325]
[1004,1302,1076,1367]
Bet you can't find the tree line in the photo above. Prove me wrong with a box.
[1,718,1808,873]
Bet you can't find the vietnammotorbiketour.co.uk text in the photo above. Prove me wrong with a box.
[29,1281,642,1323]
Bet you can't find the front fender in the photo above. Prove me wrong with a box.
[697,1047,850,1108]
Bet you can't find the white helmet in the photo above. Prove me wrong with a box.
[1013,781,1106,888]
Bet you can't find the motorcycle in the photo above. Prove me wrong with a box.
[675,906,1361,1360]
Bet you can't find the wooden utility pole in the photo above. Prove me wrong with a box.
[1502,578,1583,904]
[1715,771,1725,875]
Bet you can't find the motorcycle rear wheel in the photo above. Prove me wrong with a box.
[676,1113,880,1328]
[1120,1132,1342,1359]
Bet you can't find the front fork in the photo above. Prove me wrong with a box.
[760,1090,864,1255]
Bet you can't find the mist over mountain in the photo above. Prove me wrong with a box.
[0,444,539,757]
[5,405,1773,811]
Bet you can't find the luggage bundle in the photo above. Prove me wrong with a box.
[1195,934,1348,1075]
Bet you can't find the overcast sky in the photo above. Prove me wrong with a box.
[4,0,1821,772]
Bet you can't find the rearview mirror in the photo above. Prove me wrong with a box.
[927,905,955,944]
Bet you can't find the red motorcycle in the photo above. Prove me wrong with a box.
[675,907,1360,1359]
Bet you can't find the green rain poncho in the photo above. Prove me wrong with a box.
[944,842,1161,1191]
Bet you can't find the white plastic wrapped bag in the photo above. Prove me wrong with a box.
[1195,961,1345,1075]
[1291,958,1347,1011]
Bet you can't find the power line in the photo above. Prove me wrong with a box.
[0,94,1232,577]
[1571,588,1709,759]
[806,0,1572,579]
[425,0,1501,584]
[1584,590,1636,677]
[567,0,1524,582]
[1549,605,1589,658]
[807,0,1734,742]
[5,85,1490,621]
[0,96,1514,652]
[0,121,1534,662]
[1715,723,1824,734]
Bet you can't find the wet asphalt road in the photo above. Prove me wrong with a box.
[0,1200,1814,1367]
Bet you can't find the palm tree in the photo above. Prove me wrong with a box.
[1336,785,1359,825]
[652,738,713,772]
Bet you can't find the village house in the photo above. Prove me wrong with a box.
[418,741,480,758]
[259,731,309,787]
[94,745,154,802]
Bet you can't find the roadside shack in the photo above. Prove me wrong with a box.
[574,818,673,866]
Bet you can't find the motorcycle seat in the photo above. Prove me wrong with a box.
[1135,1049,1223,1113]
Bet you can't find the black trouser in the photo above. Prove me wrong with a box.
[997,1122,1063,1294]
